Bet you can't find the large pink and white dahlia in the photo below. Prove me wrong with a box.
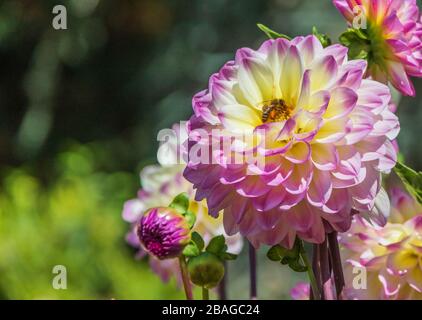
[184,35,399,248]
[333,0,422,96]
[340,187,422,300]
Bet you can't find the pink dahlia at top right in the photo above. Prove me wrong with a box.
[333,0,422,96]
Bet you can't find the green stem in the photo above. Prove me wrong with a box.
[179,256,193,300]
[299,245,321,300]
[202,287,209,300]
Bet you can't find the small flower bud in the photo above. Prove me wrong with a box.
[137,207,191,260]
[187,252,225,289]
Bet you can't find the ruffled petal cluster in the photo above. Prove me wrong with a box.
[340,188,422,299]
[184,35,399,248]
[333,0,422,96]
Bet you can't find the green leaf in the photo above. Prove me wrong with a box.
[257,23,291,40]
[191,232,205,251]
[394,161,422,204]
[288,259,308,273]
[169,193,190,214]
[184,211,196,229]
[206,235,226,255]
[221,252,237,260]
[312,26,332,48]
[183,242,200,257]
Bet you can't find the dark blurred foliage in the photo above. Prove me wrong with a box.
[0,0,421,172]
[0,0,421,299]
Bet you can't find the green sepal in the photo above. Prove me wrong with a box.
[221,252,237,260]
[394,161,422,204]
[183,242,200,257]
[267,245,288,261]
[339,28,370,60]
[184,211,196,229]
[257,23,291,40]
[288,259,308,273]
[206,235,226,255]
[191,231,205,252]
[169,193,190,214]
[312,26,332,48]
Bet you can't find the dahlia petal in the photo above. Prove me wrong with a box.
[387,60,416,96]
[284,141,311,164]
[192,89,219,124]
[337,60,367,90]
[323,44,348,65]
[262,158,294,186]
[344,111,374,145]
[237,57,271,106]
[378,270,401,298]
[229,197,249,223]
[336,146,362,177]
[237,176,271,198]
[350,168,380,207]
[299,214,325,243]
[223,206,240,235]
[122,199,144,223]
[310,55,338,91]
[387,250,418,274]
[324,87,357,120]
[371,110,400,140]
[263,39,289,95]
[383,11,404,36]
[296,35,323,67]
[365,187,390,227]
[287,202,315,232]
[332,0,355,21]
[357,80,391,114]
[407,267,422,293]
[311,143,338,171]
[252,187,286,211]
[255,209,282,230]
[314,117,350,143]
[297,70,311,110]
[282,161,313,195]
[374,139,397,172]
[219,104,260,131]
[306,90,331,114]
[307,170,333,207]
[239,206,261,235]
[279,191,306,211]
[321,188,349,214]
[280,45,303,105]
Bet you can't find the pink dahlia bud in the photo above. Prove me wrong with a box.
[137,207,191,260]
[333,0,422,96]
[340,188,422,300]
[184,35,399,248]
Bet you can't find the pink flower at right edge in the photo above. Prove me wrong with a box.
[292,187,422,300]
[333,0,422,96]
[340,187,422,300]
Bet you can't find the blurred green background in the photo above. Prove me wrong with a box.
[0,0,421,299]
